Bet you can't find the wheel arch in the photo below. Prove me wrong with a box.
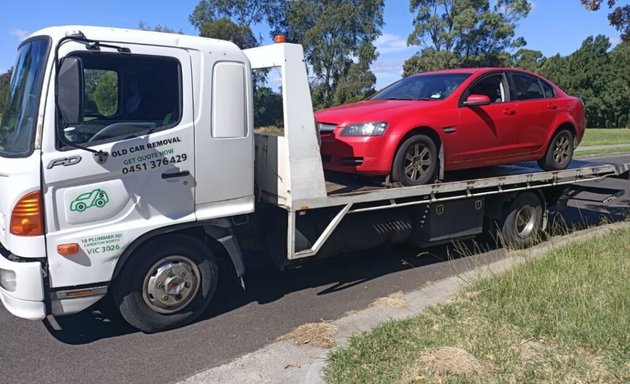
[111,220,240,282]
[393,126,445,178]
[548,121,577,147]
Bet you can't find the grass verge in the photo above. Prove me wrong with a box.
[325,228,630,384]
[576,146,630,157]
[581,128,630,146]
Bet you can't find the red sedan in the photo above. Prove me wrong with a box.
[316,68,585,186]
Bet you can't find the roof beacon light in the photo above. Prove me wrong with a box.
[274,34,286,43]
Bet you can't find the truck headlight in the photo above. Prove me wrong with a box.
[340,122,388,136]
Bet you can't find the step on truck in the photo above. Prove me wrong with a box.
[0,26,628,332]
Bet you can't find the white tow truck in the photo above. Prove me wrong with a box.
[0,26,628,332]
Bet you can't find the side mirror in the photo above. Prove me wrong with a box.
[463,94,491,107]
[57,57,84,125]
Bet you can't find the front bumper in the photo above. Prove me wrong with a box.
[0,252,46,320]
[320,133,394,175]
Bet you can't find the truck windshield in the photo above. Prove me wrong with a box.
[0,38,50,157]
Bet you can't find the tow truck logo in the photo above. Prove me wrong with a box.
[70,189,110,212]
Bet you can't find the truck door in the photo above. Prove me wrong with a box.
[40,43,196,289]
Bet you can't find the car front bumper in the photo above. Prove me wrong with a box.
[0,251,46,320]
[320,134,394,175]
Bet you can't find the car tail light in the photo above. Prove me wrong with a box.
[10,191,45,236]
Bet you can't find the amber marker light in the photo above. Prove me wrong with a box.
[66,289,93,298]
[58,243,79,256]
[10,191,44,236]
[274,34,286,43]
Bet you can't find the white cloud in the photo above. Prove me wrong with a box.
[374,33,414,54]
[371,58,406,89]
[9,28,29,41]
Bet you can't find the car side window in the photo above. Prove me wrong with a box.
[61,52,181,147]
[541,80,556,99]
[467,74,506,103]
[511,73,545,101]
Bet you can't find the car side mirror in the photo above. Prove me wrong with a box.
[57,57,84,125]
[463,94,491,107]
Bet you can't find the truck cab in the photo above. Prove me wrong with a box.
[0,26,256,325]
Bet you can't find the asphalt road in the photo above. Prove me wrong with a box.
[1,154,629,384]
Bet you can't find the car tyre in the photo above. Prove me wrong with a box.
[538,130,574,171]
[112,234,218,333]
[392,134,438,186]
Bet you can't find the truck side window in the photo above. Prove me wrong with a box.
[61,52,181,146]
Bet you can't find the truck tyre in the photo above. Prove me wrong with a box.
[392,134,438,186]
[538,130,574,171]
[499,192,543,249]
[112,234,218,332]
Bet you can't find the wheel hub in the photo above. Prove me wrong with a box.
[515,205,536,239]
[143,257,200,314]
[553,136,570,164]
[405,143,432,181]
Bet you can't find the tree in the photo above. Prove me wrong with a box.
[280,0,385,108]
[189,0,282,31]
[404,0,531,74]
[92,72,118,116]
[539,35,630,128]
[0,69,11,116]
[138,21,183,34]
[581,0,630,41]
[512,48,546,71]
[200,18,258,49]
[189,0,283,47]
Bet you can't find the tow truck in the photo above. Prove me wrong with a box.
[0,26,628,332]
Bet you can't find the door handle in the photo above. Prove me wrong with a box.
[161,170,190,179]
[503,109,516,116]
[547,104,558,110]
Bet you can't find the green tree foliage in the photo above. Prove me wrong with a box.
[138,21,183,34]
[0,69,12,115]
[512,48,546,71]
[200,18,258,49]
[581,0,630,41]
[535,35,630,128]
[280,0,385,108]
[92,72,118,116]
[404,0,530,74]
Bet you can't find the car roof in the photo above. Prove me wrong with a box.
[415,67,538,76]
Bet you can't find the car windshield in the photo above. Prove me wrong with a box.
[0,38,50,157]
[371,73,471,101]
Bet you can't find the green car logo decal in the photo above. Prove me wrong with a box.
[70,189,110,212]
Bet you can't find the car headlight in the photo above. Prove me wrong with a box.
[340,122,388,136]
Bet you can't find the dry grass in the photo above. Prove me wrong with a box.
[370,291,410,309]
[279,321,337,349]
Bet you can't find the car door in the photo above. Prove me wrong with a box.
[456,72,519,164]
[40,42,196,288]
[508,71,558,154]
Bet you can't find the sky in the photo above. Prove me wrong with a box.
[0,0,622,89]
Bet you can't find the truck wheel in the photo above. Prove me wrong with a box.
[538,130,574,171]
[392,135,438,186]
[112,234,218,332]
[500,192,543,249]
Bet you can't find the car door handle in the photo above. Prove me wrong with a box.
[503,109,516,116]
[547,104,558,110]
[161,170,190,179]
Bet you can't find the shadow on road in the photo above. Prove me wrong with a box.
[45,199,628,345]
